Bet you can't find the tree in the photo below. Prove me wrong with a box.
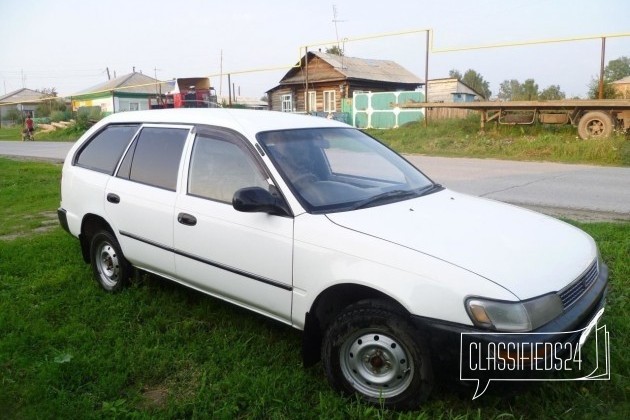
[448,69,462,80]
[604,56,630,82]
[588,56,630,99]
[498,79,522,100]
[461,69,491,99]
[325,45,344,56]
[35,87,65,117]
[448,68,491,99]
[520,79,539,101]
[539,85,566,100]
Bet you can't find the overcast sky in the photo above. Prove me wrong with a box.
[1,0,628,99]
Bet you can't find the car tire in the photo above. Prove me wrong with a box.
[322,300,433,410]
[90,231,131,292]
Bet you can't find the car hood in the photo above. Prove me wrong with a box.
[326,189,596,299]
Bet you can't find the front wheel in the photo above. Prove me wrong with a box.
[89,231,131,292]
[322,300,433,410]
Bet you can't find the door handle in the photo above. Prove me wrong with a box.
[107,193,120,204]
[177,212,197,226]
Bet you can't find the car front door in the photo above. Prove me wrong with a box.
[173,128,294,322]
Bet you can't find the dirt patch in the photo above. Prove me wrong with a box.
[0,211,59,241]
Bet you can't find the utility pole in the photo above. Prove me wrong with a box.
[106,67,111,80]
[220,49,223,97]
[598,37,606,100]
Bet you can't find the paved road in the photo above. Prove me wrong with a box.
[1,140,629,221]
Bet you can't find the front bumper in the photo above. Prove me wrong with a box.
[412,262,609,373]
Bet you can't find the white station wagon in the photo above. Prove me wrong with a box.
[58,108,608,409]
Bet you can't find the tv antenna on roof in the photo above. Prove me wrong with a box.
[332,5,345,49]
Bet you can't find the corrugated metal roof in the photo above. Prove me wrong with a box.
[72,72,172,96]
[279,51,422,85]
[0,88,46,103]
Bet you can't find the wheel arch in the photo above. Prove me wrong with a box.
[302,283,408,366]
[79,214,115,263]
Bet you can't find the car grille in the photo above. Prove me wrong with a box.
[558,260,599,309]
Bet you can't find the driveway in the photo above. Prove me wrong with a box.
[1,141,629,221]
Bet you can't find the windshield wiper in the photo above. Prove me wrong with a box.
[351,189,418,210]
[350,184,443,210]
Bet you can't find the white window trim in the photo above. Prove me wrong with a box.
[281,94,292,112]
[323,90,336,112]
[305,91,316,112]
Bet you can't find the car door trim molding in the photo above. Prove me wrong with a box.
[119,230,293,291]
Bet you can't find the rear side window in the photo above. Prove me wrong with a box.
[126,127,189,191]
[74,124,139,174]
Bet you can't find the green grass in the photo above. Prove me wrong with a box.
[0,125,81,141]
[0,126,23,140]
[367,116,630,166]
[1,158,629,418]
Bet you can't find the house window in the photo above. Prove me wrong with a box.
[323,90,336,112]
[281,94,292,112]
[305,91,316,112]
[129,102,139,111]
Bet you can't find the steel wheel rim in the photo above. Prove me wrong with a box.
[587,119,604,136]
[339,329,414,399]
[97,242,120,288]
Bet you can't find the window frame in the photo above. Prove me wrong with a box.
[305,91,316,112]
[323,90,336,112]
[114,124,192,192]
[186,130,271,204]
[281,94,292,112]
[73,123,141,175]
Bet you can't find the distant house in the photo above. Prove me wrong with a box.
[611,76,630,99]
[426,78,485,102]
[71,72,171,114]
[266,51,422,113]
[0,88,46,122]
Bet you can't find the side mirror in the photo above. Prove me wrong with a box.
[233,187,290,216]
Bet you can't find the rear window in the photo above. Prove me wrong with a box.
[74,124,139,174]
[126,127,189,191]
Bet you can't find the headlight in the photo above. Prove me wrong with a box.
[466,293,563,332]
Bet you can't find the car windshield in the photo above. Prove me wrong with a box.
[257,128,437,213]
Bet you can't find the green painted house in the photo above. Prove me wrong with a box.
[71,72,171,114]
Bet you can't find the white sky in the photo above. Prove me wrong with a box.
[1,0,628,99]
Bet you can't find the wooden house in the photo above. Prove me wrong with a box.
[426,78,485,102]
[612,76,630,99]
[266,51,422,113]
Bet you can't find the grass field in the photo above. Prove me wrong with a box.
[1,157,628,418]
[366,116,630,167]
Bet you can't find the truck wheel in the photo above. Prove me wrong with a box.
[90,231,131,292]
[577,111,613,139]
[322,300,433,410]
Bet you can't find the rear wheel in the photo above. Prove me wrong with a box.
[577,111,613,139]
[322,300,433,410]
[90,231,131,292]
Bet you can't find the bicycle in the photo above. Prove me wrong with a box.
[22,129,35,141]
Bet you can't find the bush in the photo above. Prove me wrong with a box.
[75,106,103,131]
[50,111,71,122]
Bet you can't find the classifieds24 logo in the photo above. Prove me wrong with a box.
[460,308,610,399]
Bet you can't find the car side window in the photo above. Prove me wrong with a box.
[125,127,189,191]
[74,124,139,174]
[188,134,269,203]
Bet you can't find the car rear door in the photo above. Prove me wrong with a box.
[173,127,294,323]
[105,124,192,277]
